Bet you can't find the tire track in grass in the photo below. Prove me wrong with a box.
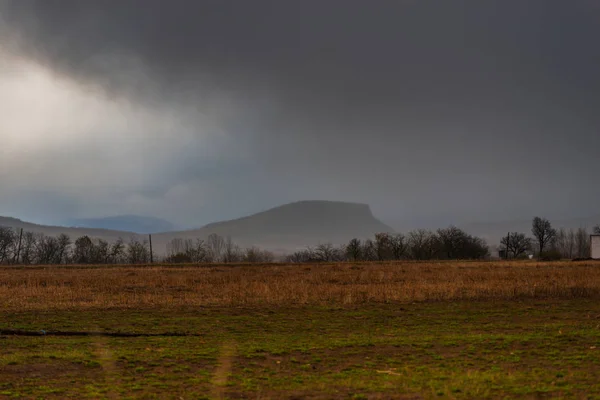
[90,330,119,399]
[211,341,237,399]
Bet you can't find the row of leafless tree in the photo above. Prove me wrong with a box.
[0,228,276,265]
[1,220,598,265]
[499,217,599,260]
[285,227,490,263]
[164,234,275,263]
[0,227,488,265]
[0,228,152,265]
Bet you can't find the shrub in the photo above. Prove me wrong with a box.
[539,250,562,261]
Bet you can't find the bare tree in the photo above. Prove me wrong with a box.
[56,234,71,264]
[242,247,274,263]
[34,234,63,264]
[500,232,532,258]
[222,236,241,263]
[374,233,393,261]
[0,227,16,264]
[166,238,210,263]
[127,237,150,264]
[531,217,557,255]
[73,235,95,264]
[594,225,600,235]
[166,238,193,263]
[314,243,336,262]
[166,237,185,257]
[554,228,577,259]
[19,231,37,264]
[361,239,377,261]
[434,227,488,260]
[334,245,348,261]
[567,228,576,259]
[110,238,126,264]
[407,230,435,260]
[207,233,225,262]
[389,234,407,260]
[345,238,362,261]
[194,239,210,262]
[92,239,110,263]
[285,248,316,263]
[436,226,466,259]
[575,228,591,258]
[242,247,261,263]
[463,235,490,259]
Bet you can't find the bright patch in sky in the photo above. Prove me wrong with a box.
[1,52,170,153]
[0,49,233,222]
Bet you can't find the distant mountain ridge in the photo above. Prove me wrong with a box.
[64,215,177,234]
[202,200,391,235]
[0,216,136,239]
[166,200,394,251]
[3,203,598,256]
[152,200,394,253]
[0,200,394,255]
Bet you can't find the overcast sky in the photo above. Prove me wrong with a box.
[0,0,599,228]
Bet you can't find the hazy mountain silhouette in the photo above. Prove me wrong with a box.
[1,200,393,255]
[154,200,394,252]
[64,215,177,234]
[0,216,136,241]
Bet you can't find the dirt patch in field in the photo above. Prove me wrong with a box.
[0,361,96,379]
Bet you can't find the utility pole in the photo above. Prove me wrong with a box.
[149,234,154,264]
[506,232,510,260]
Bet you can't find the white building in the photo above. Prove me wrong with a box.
[592,235,600,259]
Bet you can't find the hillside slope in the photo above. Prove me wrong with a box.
[63,215,177,234]
[1,201,394,255]
[154,200,394,252]
[0,216,138,243]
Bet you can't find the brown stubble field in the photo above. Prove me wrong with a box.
[2,260,600,399]
[1,260,600,310]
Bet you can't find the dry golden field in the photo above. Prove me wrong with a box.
[2,260,600,311]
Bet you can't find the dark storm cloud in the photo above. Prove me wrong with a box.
[1,0,599,227]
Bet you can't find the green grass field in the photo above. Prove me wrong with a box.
[2,299,600,399]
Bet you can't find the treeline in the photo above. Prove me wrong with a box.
[286,227,490,262]
[0,219,598,265]
[0,228,275,265]
[500,217,599,260]
[164,234,275,263]
[0,227,489,265]
[0,228,149,265]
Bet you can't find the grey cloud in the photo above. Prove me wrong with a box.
[1,0,599,228]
